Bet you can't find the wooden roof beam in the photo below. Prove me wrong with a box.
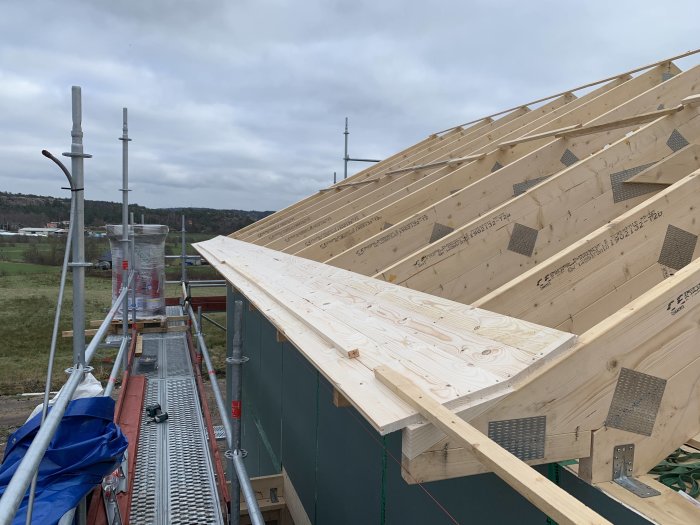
[593,475,700,524]
[624,143,700,184]
[377,107,700,308]
[404,254,700,485]
[289,78,636,262]
[473,168,700,333]
[256,101,568,248]
[327,66,698,277]
[234,128,468,241]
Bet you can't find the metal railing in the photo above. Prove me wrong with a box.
[185,297,264,525]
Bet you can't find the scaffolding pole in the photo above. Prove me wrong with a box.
[181,215,187,284]
[343,117,380,180]
[119,107,131,370]
[65,87,89,369]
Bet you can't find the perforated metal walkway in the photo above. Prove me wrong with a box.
[129,308,224,525]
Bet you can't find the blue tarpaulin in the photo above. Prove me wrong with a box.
[0,396,128,525]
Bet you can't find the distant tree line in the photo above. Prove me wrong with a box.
[0,192,273,235]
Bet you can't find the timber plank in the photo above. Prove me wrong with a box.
[594,475,700,525]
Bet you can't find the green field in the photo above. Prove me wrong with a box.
[0,261,61,275]
[0,270,113,394]
[0,234,227,395]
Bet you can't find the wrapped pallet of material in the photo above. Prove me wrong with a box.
[105,224,169,319]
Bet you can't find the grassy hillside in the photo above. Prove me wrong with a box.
[0,191,273,235]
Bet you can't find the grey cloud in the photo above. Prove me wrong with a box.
[0,0,698,211]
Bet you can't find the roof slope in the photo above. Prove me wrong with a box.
[195,235,575,433]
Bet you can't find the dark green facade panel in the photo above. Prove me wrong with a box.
[281,341,319,520]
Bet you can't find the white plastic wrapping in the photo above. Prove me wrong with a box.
[105,224,169,319]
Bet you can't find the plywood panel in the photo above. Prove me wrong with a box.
[195,236,575,434]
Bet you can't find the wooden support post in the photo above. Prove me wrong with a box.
[332,389,352,408]
[134,334,143,357]
[374,366,611,525]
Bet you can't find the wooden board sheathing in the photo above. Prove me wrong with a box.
[325,65,692,275]
[194,236,575,434]
[402,255,700,473]
[476,169,700,333]
[257,99,571,248]
[237,126,478,243]
[378,107,700,304]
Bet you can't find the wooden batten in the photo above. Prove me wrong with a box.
[239,126,472,243]
[234,131,452,240]
[332,389,352,408]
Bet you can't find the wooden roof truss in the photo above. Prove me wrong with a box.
[198,51,700,523]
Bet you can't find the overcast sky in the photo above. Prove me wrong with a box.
[1,1,698,212]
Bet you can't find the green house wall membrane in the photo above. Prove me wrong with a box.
[235,292,651,524]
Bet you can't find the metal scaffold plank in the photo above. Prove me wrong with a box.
[129,325,224,525]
